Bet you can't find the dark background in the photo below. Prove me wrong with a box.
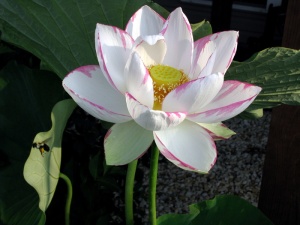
[154,0,288,61]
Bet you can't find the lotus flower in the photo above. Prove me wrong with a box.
[62,6,261,173]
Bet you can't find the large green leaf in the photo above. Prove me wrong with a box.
[0,0,168,79]
[157,195,273,225]
[191,20,212,41]
[0,62,66,225]
[24,99,76,212]
[0,138,46,225]
[227,47,300,111]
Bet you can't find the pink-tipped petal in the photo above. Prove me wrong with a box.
[125,52,154,108]
[105,120,154,165]
[188,81,262,123]
[198,31,238,77]
[133,35,167,66]
[163,73,224,113]
[125,5,165,40]
[199,122,236,140]
[190,40,216,79]
[154,120,217,173]
[63,65,131,123]
[95,24,134,93]
[162,8,193,74]
[126,93,186,131]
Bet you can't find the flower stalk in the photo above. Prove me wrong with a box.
[125,159,138,225]
[59,172,73,225]
[149,144,160,225]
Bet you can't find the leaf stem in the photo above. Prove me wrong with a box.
[125,159,138,225]
[149,144,159,225]
[59,172,73,225]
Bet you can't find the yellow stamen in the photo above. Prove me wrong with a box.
[149,65,189,110]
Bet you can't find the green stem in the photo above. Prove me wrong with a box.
[125,159,138,225]
[59,173,73,225]
[149,145,159,225]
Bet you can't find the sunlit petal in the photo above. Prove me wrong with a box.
[154,120,217,173]
[163,73,224,113]
[188,81,262,123]
[105,120,153,165]
[125,5,165,40]
[133,35,167,66]
[63,65,131,123]
[198,31,238,78]
[190,40,216,79]
[162,8,193,74]
[95,24,133,93]
[125,52,154,108]
[126,93,186,131]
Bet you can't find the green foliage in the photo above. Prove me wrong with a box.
[0,0,168,79]
[191,20,212,40]
[227,48,300,111]
[0,62,65,224]
[157,195,274,225]
[24,99,76,212]
[89,151,124,192]
[0,77,8,90]
[0,0,210,80]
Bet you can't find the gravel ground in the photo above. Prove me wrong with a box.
[135,110,271,224]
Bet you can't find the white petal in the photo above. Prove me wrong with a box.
[190,39,216,79]
[133,35,167,66]
[125,5,165,40]
[95,24,133,93]
[199,123,236,140]
[188,81,262,123]
[163,73,224,113]
[63,65,131,123]
[126,93,186,131]
[124,52,154,108]
[105,120,153,165]
[198,31,238,77]
[162,8,193,74]
[154,120,217,173]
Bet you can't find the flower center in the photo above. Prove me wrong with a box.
[149,65,189,110]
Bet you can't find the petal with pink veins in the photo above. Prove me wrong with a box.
[95,24,134,93]
[198,31,238,78]
[162,8,193,74]
[63,65,132,123]
[154,120,217,173]
[199,122,236,140]
[162,73,224,113]
[125,5,165,40]
[133,35,166,66]
[188,81,262,123]
[105,120,154,165]
[190,40,216,79]
[126,93,186,131]
[124,52,154,108]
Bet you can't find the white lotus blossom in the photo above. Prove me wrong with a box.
[63,6,261,173]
